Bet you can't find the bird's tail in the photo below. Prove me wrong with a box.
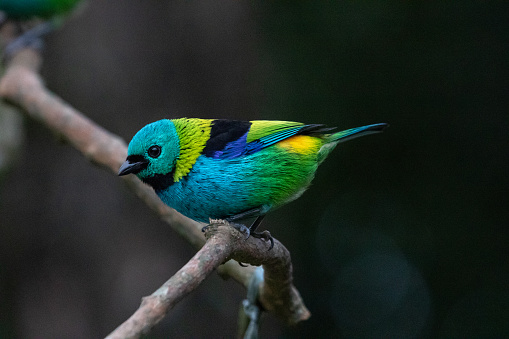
[327,123,389,143]
[318,123,389,163]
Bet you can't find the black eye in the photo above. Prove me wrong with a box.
[147,145,162,158]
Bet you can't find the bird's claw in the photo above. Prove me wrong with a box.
[252,230,274,251]
[206,220,273,251]
[203,221,252,242]
[230,222,251,240]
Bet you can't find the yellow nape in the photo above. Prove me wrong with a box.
[277,135,322,154]
[172,118,213,181]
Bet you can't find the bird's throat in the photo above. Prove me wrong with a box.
[142,171,176,191]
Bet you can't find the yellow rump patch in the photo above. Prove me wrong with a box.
[277,135,322,155]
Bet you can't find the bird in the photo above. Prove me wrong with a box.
[0,0,81,19]
[118,118,388,249]
[0,0,82,57]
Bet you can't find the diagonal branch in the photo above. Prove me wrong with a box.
[0,45,310,335]
[106,221,309,338]
[105,222,236,339]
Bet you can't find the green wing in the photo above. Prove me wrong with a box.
[245,120,328,155]
[246,120,304,142]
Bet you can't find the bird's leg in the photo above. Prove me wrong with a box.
[201,209,256,236]
[228,207,264,221]
[248,215,274,250]
[229,210,274,251]
[202,208,274,253]
[225,207,264,240]
[3,21,55,60]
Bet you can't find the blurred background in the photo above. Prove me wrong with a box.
[1,1,508,338]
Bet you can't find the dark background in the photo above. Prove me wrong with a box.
[1,1,508,337]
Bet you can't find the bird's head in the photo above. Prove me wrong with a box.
[118,119,180,190]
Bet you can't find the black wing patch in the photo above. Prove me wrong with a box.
[202,119,252,157]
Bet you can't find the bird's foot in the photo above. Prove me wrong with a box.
[202,220,251,240]
[203,218,273,256]
[251,230,274,251]
[230,222,251,240]
[228,221,273,250]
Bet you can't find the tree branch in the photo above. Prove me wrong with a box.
[106,221,309,338]
[105,222,236,339]
[0,43,310,335]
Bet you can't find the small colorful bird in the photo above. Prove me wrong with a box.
[118,118,388,248]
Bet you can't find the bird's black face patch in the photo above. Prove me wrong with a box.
[142,171,176,191]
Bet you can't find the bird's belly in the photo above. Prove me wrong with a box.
[157,178,254,222]
[156,150,318,222]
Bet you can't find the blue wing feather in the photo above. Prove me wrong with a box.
[244,124,326,156]
[205,120,332,159]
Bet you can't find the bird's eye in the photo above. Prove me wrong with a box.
[147,145,162,158]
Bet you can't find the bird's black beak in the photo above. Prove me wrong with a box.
[118,155,149,176]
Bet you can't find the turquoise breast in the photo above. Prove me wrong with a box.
[155,147,317,222]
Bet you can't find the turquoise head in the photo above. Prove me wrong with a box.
[118,119,180,190]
